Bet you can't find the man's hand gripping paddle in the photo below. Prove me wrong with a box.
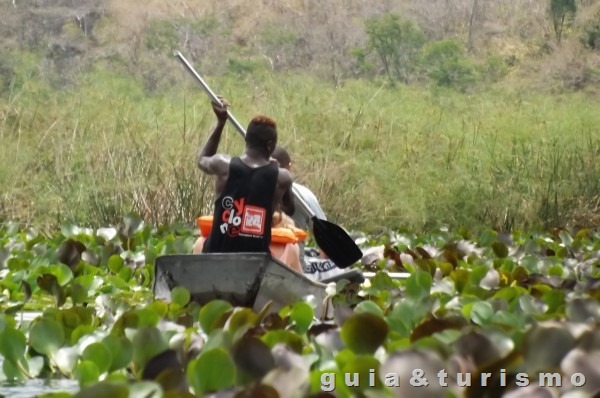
[175,51,363,268]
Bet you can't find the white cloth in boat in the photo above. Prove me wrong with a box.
[302,248,346,282]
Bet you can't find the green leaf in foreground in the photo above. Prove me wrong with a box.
[29,318,65,357]
[199,300,232,334]
[75,360,100,386]
[468,301,495,326]
[261,330,304,354]
[132,327,169,372]
[170,286,191,307]
[341,312,389,355]
[405,269,432,299]
[108,254,124,274]
[187,348,236,394]
[82,342,113,374]
[0,328,27,363]
[290,301,314,334]
[74,381,129,398]
[103,335,134,372]
[354,300,384,318]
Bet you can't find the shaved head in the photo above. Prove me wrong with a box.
[272,146,291,169]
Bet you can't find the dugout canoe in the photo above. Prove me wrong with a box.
[152,253,365,319]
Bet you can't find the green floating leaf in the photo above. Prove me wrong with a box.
[82,342,113,375]
[103,335,134,372]
[492,241,509,258]
[74,381,129,398]
[75,360,100,386]
[8,258,29,271]
[354,300,384,318]
[29,317,65,357]
[170,286,191,307]
[132,327,169,372]
[199,300,232,334]
[290,301,314,334]
[261,330,304,354]
[404,269,432,300]
[341,312,389,355]
[107,275,130,291]
[108,254,124,274]
[37,274,66,307]
[187,348,236,394]
[226,308,257,337]
[0,327,27,363]
[118,266,133,282]
[469,301,494,326]
[70,282,88,305]
[2,356,26,381]
[559,231,574,247]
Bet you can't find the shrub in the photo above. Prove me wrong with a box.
[362,13,426,84]
[420,40,479,90]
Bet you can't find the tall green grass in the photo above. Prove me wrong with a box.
[0,55,598,233]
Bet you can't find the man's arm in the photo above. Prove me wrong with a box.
[281,186,296,216]
[274,168,294,213]
[198,100,229,175]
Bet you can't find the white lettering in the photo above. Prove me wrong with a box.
[321,373,335,391]
[539,373,561,387]
[500,368,506,387]
[481,373,491,386]
[369,369,375,386]
[515,373,529,387]
[410,369,429,387]
[384,373,399,387]
[220,223,228,234]
[345,373,359,387]
[457,372,471,387]
[571,373,585,387]
[437,369,448,387]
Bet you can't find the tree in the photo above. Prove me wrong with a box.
[363,14,426,84]
[549,0,577,43]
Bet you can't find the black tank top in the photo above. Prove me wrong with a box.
[202,157,279,254]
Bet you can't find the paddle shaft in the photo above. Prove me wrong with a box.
[175,51,317,220]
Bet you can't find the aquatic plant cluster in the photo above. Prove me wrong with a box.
[0,215,599,397]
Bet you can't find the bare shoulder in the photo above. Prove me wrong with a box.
[211,153,231,166]
[277,167,293,187]
[198,153,231,175]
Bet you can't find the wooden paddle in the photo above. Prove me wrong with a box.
[174,51,363,268]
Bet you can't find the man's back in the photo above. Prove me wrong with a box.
[203,157,279,254]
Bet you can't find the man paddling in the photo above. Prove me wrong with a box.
[198,99,293,254]
[271,146,346,280]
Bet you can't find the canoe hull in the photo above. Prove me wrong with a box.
[153,253,332,317]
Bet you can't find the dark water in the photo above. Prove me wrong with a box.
[0,379,79,397]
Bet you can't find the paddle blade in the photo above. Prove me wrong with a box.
[312,218,363,269]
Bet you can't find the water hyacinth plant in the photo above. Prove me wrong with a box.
[0,214,599,397]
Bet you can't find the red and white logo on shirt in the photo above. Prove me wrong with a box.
[241,206,265,235]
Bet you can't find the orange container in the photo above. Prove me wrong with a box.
[197,216,214,237]
[196,215,306,244]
